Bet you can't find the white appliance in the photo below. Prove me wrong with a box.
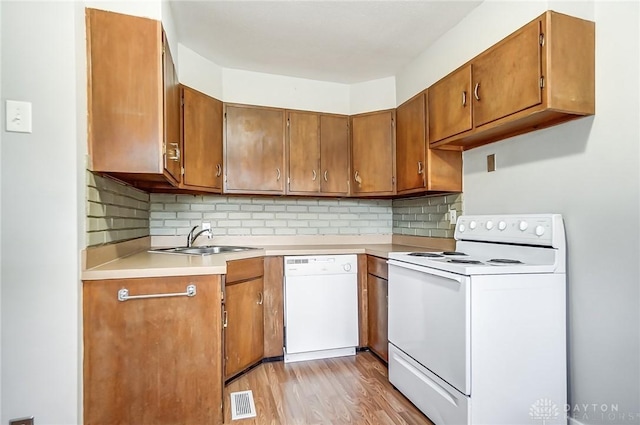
[388,214,567,425]
[284,255,359,363]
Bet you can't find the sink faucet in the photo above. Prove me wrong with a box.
[186,225,212,247]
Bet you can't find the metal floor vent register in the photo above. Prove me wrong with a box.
[230,390,257,420]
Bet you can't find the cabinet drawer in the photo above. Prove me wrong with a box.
[367,255,388,280]
[226,257,264,284]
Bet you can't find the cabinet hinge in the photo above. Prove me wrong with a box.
[162,142,167,155]
[391,118,395,127]
[224,112,227,121]
[287,177,290,185]
[392,176,395,185]
[540,76,545,88]
[287,118,290,128]
[539,33,545,46]
[181,166,185,176]
[224,175,227,183]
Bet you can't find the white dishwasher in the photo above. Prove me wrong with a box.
[284,254,359,363]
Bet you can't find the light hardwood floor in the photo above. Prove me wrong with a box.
[223,352,434,425]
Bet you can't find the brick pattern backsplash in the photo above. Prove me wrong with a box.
[86,171,150,246]
[392,194,463,238]
[149,195,393,236]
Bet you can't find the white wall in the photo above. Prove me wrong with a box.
[222,68,351,114]
[349,76,396,114]
[178,44,223,100]
[397,0,640,422]
[1,2,82,423]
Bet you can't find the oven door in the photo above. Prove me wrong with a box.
[388,260,471,395]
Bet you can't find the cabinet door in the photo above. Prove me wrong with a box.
[87,8,163,175]
[428,65,472,144]
[351,111,395,195]
[182,86,223,192]
[367,274,388,362]
[225,105,285,194]
[320,115,350,195]
[224,277,264,380]
[472,20,541,127]
[396,93,427,194]
[288,111,320,194]
[83,275,223,425]
[162,34,182,183]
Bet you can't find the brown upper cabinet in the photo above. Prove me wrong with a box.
[396,92,462,195]
[86,8,181,186]
[224,104,286,194]
[181,86,223,193]
[350,110,396,196]
[429,10,595,150]
[287,111,349,196]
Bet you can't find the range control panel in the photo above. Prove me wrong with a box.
[454,214,564,248]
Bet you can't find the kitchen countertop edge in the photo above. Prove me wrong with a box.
[81,244,439,281]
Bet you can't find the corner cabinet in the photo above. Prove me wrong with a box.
[287,111,350,196]
[396,92,462,195]
[86,8,181,186]
[181,86,223,193]
[429,10,595,150]
[83,275,223,425]
[350,110,396,196]
[224,104,286,194]
[224,257,265,381]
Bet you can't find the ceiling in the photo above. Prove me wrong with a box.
[169,1,483,84]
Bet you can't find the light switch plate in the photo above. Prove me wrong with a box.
[487,154,496,172]
[6,100,33,133]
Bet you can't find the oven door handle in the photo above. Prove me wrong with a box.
[387,259,466,284]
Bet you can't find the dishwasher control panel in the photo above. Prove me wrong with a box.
[284,255,358,276]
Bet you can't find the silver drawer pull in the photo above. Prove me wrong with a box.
[118,284,196,302]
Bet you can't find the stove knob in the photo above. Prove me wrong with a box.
[519,220,529,231]
[498,221,507,231]
[458,223,466,232]
[343,263,352,272]
[486,220,494,230]
[469,220,477,230]
[535,225,545,237]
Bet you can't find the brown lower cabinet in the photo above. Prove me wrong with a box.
[224,257,265,380]
[83,274,223,425]
[367,255,389,362]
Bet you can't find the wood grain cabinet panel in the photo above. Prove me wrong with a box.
[287,112,349,196]
[86,8,180,186]
[224,257,265,380]
[320,115,350,195]
[428,66,473,144]
[350,110,395,196]
[397,92,463,195]
[367,256,388,362]
[224,104,286,194]
[288,111,320,193]
[83,274,223,425]
[429,10,594,150]
[181,86,223,192]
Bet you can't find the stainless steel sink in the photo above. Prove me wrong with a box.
[149,245,258,256]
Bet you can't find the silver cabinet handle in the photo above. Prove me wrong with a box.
[168,142,180,162]
[257,291,263,305]
[223,310,228,328]
[474,83,480,101]
[462,91,467,106]
[276,168,281,181]
[216,163,222,177]
[118,284,196,302]
[323,170,328,182]
[312,170,317,181]
[418,161,424,175]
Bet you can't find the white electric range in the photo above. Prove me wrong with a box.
[387,214,567,425]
